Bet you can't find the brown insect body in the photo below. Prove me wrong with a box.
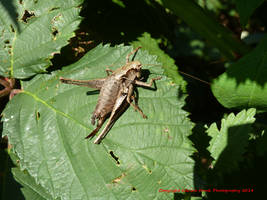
[91,61,142,125]
[60,47,161,144]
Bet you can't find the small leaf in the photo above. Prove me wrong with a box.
[3,45,195,199]
[0,0,83,78]
[207,108,256,172]
[211,35,267,110]
[233,0,265,27]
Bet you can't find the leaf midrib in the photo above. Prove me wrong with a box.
[22,90,90,131]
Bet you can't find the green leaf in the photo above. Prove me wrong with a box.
[12,168,53,200]
[131,32,187,91]
[207,108,256,172]
[161,0,250,60]
[0,0,83,79]
[2,45,195,199]
[211,35,267,110]
[233,0,265,27]
[7,151,56,200]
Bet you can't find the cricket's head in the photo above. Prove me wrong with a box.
[114,60,142,80]
[129,61,142,78]
[130,61,142,70]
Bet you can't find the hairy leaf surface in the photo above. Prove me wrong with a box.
[207,108,256,172]
[212,36,267,110]
[0,0,83,78]
[3,45,195,199]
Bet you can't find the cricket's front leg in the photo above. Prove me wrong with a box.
[60,77,106,89]
[134,76,162,88]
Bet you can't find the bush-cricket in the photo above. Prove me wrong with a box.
[60,47,161,144]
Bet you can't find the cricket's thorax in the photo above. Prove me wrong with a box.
[113,61,141,79]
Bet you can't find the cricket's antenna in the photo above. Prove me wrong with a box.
[127,46,142,63]
[142,63,211,86]
[178,70,211,86]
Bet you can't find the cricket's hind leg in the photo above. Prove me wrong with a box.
[85,117,105,139]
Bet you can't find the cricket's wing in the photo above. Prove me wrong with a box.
[60,77,106,89]
[93,94,129,144]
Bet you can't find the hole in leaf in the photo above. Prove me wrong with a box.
[110,151,120,165]
[19,0,23,4]
[36,111,40,120]
[50,7,60,12]
[10,25,15,32]
[21,10,35,23]
[52,14,62,22]
[52,27,58,37]
[4,40,10,44]
[132,187,137,191]
[53,30,58,36]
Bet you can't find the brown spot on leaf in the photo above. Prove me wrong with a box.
[112,173,126,184]
[142,165,152,174]
[163,127,169,133]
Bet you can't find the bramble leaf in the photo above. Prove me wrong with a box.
[207,108,256,172]
[0,0,83,78]
[2,45,195,199]
[212,36,267,110]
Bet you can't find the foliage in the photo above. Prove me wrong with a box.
[233,0,265,27]
[161,0,250,60]
[0,0,83,79]
[1,0,267,199]
[207,108,256,172]
[2,45,195,199]
[212,36,267,110]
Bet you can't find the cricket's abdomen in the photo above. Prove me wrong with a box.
[91,77,121,124]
